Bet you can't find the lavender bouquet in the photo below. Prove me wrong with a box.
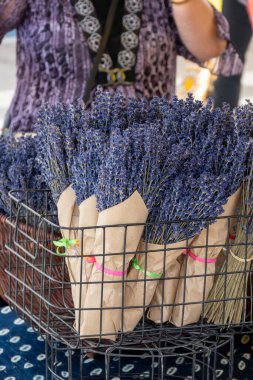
[81,125,148,340]
[36,101,83,324]
[70,126,108,332]
[204,102,253,324]
[171,102,251,327]
[124,98,248,331]
[70,90,135,333]
[204,163,253,324]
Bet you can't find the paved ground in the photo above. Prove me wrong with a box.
[0,34,253,128]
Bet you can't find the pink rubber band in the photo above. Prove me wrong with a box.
[94,261,127,277]
[183,249,217,264]
[85,257,96,264]
[85,257,126,276]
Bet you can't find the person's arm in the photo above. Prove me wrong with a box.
[172,0,227,61]
[247,0,253,28]
[0,0,27,43]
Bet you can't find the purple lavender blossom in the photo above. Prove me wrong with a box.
[36,102,81,203]
[146,97,251,244]
[71,90,134,206]
[0,135,55,215]
[0,135,15,213]
[96,127,131,211]
[72,127,108,205]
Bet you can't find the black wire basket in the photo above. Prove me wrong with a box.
[45,332,234,380]
[4,189,253,379]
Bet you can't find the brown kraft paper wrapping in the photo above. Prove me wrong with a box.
[57,185,78,318]
[171,188,241,327]
[123,240,189,332]
[148,238,194,324]
[57,189,99,331]
[74,195,99,331]
[81,191,148,341]
[57,185,77,242]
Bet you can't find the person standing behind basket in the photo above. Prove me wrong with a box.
[0,0,243,133]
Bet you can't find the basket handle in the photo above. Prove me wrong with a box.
[13,204,44,260]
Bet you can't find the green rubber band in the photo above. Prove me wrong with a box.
[55,247,66,256]
[131,257,162,279]
[53,238,77,256]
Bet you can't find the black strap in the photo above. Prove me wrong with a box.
[83,0,120,104]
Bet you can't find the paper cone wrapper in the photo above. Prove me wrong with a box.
[171,188,241,327]
[123,240,188,332]
[57,185,77,241]
[78,195,98,257]
[57,190,99,331]
[148,239,194,324]
[81,191,148,341]
[74,195,98,331]
[57,185,78,320]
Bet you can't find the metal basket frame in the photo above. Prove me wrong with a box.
[4,189,253,379]
[45,332,234,380]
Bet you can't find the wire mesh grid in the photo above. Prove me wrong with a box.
[3,189,253,378]
[45,332,234,380]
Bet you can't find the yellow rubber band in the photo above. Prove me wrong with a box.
[230,250,253,263]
